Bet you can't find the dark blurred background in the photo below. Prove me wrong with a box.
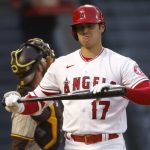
[0,0,150,150]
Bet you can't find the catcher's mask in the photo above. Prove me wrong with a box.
[11,38,55,86]
[71,4,105,40]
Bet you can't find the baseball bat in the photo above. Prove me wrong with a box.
[17,86,126,103]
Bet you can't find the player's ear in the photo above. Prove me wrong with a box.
[99,24,105,33]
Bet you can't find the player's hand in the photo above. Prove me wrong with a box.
[90,83,121,94]
[3,91,25,113]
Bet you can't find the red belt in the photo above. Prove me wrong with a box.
[65,133,119,144]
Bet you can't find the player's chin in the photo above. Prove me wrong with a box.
[80,39,91,45]
[82,41,93,48]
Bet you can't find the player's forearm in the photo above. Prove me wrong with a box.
[20,89,57,114]
[21,94,45,115]
[21,101,45,115]
[125,87,150,105]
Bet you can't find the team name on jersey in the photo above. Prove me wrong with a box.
[64,76,116,93]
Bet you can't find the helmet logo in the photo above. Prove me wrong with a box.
[80,10,86,19]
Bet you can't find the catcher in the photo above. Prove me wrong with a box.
[8,38,63,150]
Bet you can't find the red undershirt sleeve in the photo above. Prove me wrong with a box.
[21,94,45,115]
[125,80,150,105]
[21,92,57,115]
[22,101,45,115]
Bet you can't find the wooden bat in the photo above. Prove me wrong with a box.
[17,86,126,103]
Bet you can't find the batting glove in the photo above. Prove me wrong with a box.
[90,83,121,94]
[3,91,25,113]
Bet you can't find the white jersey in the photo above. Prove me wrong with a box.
[33,47,148,134]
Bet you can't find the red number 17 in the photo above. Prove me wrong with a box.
[92,100,110,120]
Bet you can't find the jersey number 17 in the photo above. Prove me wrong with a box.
[92,100,110,120]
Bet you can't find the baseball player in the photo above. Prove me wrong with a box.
[3,4,150,150]
[5,38,63,150]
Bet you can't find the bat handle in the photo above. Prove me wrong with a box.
[17,99,22,103]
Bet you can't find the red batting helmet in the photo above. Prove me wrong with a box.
[71,4,105,40]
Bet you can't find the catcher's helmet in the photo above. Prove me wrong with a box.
[11,38,55,86]
[71,4,105,40]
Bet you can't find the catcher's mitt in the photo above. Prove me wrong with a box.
[10,38,55,86]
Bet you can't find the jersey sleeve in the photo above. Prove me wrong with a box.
[121,58,149,88]
[34,61,60,94]
[34,60,60,103]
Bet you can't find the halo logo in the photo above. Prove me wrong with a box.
[80,10,86,19]
[134,65,145,76]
